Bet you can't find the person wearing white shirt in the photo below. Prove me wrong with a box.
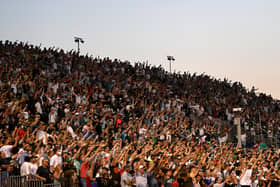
[0,138,17,158]
[199,127,205,136]
[11,83,17,94]
[48,108,57,124]
[50,149,62,172]
[35,101,43,114]
[213,177,224,187]
[67,125,77,138]
[17,148,30,165]
[36,125,48,145]
[121,165,133,187]
[0,145,13,158]
[139,125,147,135]
[30,156,39,176]
[20,156,32,178]
[136,165,148,187]
[240,169,252,186]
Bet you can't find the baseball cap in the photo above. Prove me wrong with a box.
[66,157,73,163]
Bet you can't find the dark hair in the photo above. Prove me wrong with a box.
[102,167,109,171]
[25,156,31,162]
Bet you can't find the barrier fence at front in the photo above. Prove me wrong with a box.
[6,175,44,187]
[44,184,61,187]
[0,173,75,187]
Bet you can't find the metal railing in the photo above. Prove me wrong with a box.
[0,173,70,187]
[0,171,8,187]
[0,173,32,187]
[44,184,61,187]
[6,176,44,187]
[6,175,27,187]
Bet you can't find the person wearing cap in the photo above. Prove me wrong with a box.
[136,165,148,187]
[121,165,133,187]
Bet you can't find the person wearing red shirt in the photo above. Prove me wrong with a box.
[17,127,26,139]
[80,158,90,187]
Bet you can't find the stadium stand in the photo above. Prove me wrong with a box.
[0,40,279,186]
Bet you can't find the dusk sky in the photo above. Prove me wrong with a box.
[1,0,279,99]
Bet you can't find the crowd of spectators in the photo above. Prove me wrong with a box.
[0,40,279,187]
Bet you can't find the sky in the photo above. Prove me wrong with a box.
[1,0,279,99]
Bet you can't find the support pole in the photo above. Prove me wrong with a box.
[235,117,242,148]
[77,41,80,54]
[169,60,171,73]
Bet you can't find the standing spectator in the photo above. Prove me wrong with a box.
[53,164,63,186]
[36,158,51,184]
[121,165,133,187]
[20,156,32,179]
[50,148,62,172]
[63,157,77,186]
[80,158,90,187]
[7,160,20,176]
[213,177,225,187]
[136,165,148,187]
[110,160,121,187]
[96,167,111,187]
[0,137,17,159]
[29,156,38,177]
[0,151,10,185]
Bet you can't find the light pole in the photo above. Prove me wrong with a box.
[167,56,175,74]
[74,37,84,54]
[233,108,242,148]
